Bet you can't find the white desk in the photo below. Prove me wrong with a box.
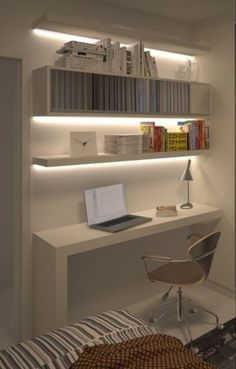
[34,203,221,335]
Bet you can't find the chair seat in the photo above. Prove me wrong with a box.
[149,261,205,285]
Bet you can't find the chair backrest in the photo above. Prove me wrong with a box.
[187,231,221,279]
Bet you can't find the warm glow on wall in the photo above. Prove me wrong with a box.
[33,28,99,44]
[33,28,195,62]
[32,116,195,126]
[145,48,195,62]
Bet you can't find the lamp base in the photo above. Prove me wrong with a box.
[180,202,193,209]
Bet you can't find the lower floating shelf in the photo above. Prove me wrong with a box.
[33,150,208,167]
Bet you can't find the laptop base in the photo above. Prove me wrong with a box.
[89,215,152,233]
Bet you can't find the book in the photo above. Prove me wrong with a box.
[58,41,106,54]
[96,38,112,72]
[139,40,145,76]
[144,52,150,77]
[177,120,207,150]
[156,205,177,217]
[120,46,127,75]
[55,55,107,73]
[167,132,188,151]
[205,126,210,149]
[145,51,159,77]
[126,50,132,75]
[128,43,140,76]
[111,41,121,74]
[151,56,159,77]
[139,121,155,152]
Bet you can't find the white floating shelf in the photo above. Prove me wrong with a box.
[33,111,211,118]
[33,150,208,167]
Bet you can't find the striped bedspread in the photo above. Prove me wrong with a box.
[0,310,159,369]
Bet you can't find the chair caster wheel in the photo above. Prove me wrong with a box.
[190,308,197,314]
[217,324,224,330]
[148,317,157,324]
[191,346,199,354]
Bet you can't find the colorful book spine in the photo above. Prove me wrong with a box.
[205,126,210,149]
[167,132,188,151]
[139,122,155,152]
[198,120,205,149]
[177,120,208,150]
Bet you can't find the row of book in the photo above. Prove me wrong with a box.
[55,39,158,77]
[160,81,190,114]
[50,69,191,113]
[103,120,209,155]
[139,120,209,152]
[178,120,209,150]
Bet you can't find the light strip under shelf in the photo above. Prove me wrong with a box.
[32,151,206,168]
[32,156,196,171]
[32,116,202,125]
[33,28,99,44]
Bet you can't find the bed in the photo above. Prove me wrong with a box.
[0,309,217,369]
[0,309,158,369]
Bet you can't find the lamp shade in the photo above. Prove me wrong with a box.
[180,159,193,181]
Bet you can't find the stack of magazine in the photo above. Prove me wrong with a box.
[156,206,177,217]
[55,41,107,73]
[104,135,143,154]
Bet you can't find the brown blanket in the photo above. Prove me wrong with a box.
[70,334,217,369]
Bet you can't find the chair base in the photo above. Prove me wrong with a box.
[149,287,224,351]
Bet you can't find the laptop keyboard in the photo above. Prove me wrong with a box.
[99,215,135,227]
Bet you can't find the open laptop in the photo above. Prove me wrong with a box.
[84,184,152,233]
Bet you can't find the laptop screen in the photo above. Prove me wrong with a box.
[84,184,128,226]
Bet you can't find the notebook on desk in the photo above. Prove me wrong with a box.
[84,184,152,233]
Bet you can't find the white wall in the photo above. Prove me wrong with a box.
[0,0,234,339]
[191,18,235,290]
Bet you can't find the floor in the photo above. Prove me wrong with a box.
[126,283,235,345]
[0,283,235,351]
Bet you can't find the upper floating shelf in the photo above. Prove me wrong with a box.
[33,150,208,167]
[33,13,211,56]
[33,112,210,118]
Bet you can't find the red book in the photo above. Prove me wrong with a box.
[153,127,158,151]
[199,120,205,149]
[195,121,199,149]
[157,126,161,152]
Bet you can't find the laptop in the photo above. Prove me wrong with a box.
[84,184,152,233]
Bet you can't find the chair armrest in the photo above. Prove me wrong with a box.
[142,255,173,279]
[186,233,203,257]
[187,233,203,244]
[142,255,172,262]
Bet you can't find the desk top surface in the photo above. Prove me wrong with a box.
[34,203,221,255]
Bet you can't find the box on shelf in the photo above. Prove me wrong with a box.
[167,132,188,151]
[104,134,143,154]
[156,205,177,217]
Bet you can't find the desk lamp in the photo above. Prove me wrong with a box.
[180,159,193,209]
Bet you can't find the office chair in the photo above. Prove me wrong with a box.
[142,231,223,349]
